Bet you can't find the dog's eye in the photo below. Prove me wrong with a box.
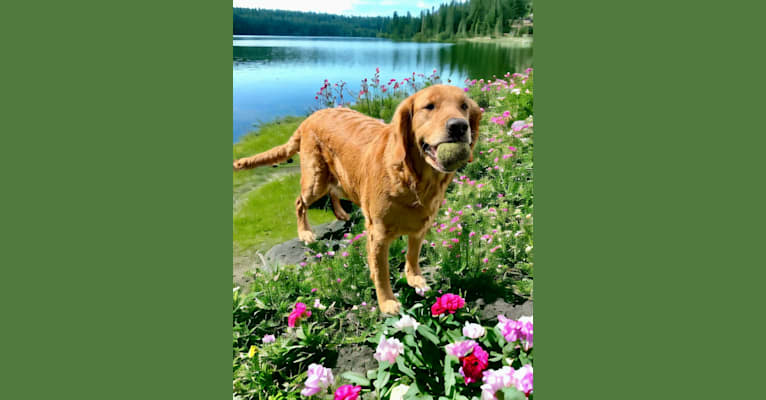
[461,103,468,110]
[424,103,435,110]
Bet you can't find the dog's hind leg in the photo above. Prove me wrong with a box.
[295,142,330,244]
[329,189,350,221]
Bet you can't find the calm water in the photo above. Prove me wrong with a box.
[233,35,532,142]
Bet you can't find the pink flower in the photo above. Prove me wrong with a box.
[431,293,466,316]
[446,340,477,358]
[311,288,317,293]
[334,385,362,400]
[514,364,533,396]
[262,334,276,343]
[481,367,516,400]
[374,336,404,363]
[511,120,526,132]
[497,315,533,349]
[482,258,489,263]
[342,251,349,257]
[300,363,334,396]
[288,302,311,328]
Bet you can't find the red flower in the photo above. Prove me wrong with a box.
[431,293,465,316]
[459,344,488,384]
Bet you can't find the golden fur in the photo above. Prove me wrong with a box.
[234,85,481,314]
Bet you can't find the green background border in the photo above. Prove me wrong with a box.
[2,0,765,398]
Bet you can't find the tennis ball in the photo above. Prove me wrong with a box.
[436,142,471,171]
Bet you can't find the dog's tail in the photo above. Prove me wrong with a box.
[233,127,302,170]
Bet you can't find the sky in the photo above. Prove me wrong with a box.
[232,0,462,17]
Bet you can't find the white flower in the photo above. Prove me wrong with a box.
[415,286,430,296]
[390,384,410,400]
[519,315,533,324]
[374,336,404,363]
[525,245,533,253]
[462,322,486,339]
[394,315,421,331]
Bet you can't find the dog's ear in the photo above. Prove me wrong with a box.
[389,95,418,185]
[390,95,414,162]
[467,97,482,162]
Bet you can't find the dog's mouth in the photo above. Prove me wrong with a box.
[421,141,452,173]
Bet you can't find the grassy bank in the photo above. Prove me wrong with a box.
[234,69,534,399]
[233,116,335,253]
[458,35,532,47]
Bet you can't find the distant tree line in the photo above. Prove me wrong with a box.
[233,8,388,37]
[233,0,531,40]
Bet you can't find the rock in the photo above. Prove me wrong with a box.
[263,219,352,269]
[479,299,533,322]
[334,344,376,376]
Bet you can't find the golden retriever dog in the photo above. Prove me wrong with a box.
[234,85,481,314]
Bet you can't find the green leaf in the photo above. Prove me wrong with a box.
[417,324,440,345]
[375,370,390,390]
[402,334,417,348]
[340,371,370,387]
[404,383,421,399]
[396,356,416,379]
[443,355,457,397]
[408,303,424,312]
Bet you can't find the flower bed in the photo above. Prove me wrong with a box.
[234,68,534,399]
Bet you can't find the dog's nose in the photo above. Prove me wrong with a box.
[446,118,469,140]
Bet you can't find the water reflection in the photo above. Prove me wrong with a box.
[233,36,532,141]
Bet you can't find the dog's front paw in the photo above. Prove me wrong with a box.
[406,274,427,289]
[298,230,316,244]
[379,299,401,315]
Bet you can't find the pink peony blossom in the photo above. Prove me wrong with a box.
[431,293,466,316]
[480,367,516,400]
[514,364,533,396]
[374,336,404,363]
[334,384,362,400]
[446,340,477,358]
[288,302,311,328]
[300,363,333,396]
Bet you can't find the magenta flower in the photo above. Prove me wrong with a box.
[288,302,311,328]
[334,385,362,400]
[497,315,533,349]
[301,363,334,396]
[431,293,466,316]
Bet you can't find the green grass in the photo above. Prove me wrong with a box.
[233,116,306,196]
[233,173,336,252]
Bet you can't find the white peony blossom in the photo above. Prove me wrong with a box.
[462,322,486,339]
[394,315,421,331]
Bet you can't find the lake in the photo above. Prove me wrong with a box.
[233,35,532,142]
